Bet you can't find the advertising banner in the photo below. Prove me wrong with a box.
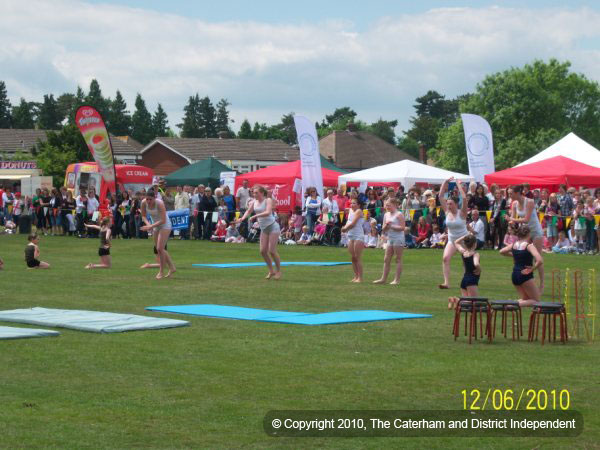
[75,106,117,202]
[461,113,495,183]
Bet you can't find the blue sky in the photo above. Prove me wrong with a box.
[2,1,600,136]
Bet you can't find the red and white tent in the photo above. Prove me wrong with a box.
[235,161,343,212]
[484,156,600,189]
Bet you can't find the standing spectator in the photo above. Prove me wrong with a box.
[544,193,560,248]
[39,188,52,235]
[190,186,202,239]
[558,184,574,218]
[365,190,383,223]
[222,185,236,222]
[322,189,340,223]
[0,185,4,225]
[120,191,132,238]
[469,184,490,213]
[12,191,23,228]
[87,187,100,238]
[333,188,347,221]
[235,181,250,238]
[49,188,62,235]
[174,185,190,239]
[199,187,217,239]
[584,197,596,253]
[62,190,76,236]
[470,209,486,249]
[489,189,507,249]
[304,187,322,234]
[2,187,13,225]
[76,188,88,237]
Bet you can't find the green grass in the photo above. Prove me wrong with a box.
[0,234,598,449]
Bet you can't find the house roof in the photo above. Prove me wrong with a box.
[319,130,419,170]
[0,129,49,154]
[142,137,297,163]
[0,128,141,156]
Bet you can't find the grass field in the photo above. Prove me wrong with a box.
[0,234,598,449]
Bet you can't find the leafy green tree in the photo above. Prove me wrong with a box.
[178,94,202,138]
[66,86,86,125]
[198,96,217,138]
[367,118,397,145]
[35,141,77,188]
[131,94,154,144]
[431,59,600,172]
[56,93,76,124]
[270,112,296,145]
[317,107,359,137]
[237,119,253,139]
[11,98,35,129]
[37,94,62,130]
[0,81,12,128]
[396,135,420,159]
[85,79,109,120]
[33,124,90,162]
[325,107,357,126]
[152,103,169,137]
[215,98,232,135]
[108,90,132,136]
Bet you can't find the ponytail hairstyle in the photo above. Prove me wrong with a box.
[28,233,38,242]
[254,184,268,197]
[516,225,530,239]
[512,184,524,195]
[463,234,477,250]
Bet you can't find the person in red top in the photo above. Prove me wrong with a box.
[415,216,431,246]
[210,220,227,242]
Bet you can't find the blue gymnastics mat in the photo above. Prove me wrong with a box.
[146,304,306,321]
[192,261,351,268]
[146,304,432,325]
[261,310,432,325]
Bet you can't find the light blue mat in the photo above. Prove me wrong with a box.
[146,304,432,325]
[192,262,351,268]
[261,310,431,325]
[0,307,189,333]
[146,304,306,320]
[0,326,60,340]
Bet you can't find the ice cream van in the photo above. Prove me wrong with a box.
[64,162,154,199]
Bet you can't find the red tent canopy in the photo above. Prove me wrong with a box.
[234,160,343,213]
[484,156,600,190]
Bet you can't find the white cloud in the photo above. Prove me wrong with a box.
[1,1,600,133]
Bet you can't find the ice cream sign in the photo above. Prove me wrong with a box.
[75,106,117,199]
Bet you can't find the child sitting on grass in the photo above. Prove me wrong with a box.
[548,231,574,254]
[25,233,50,269]
[225,222,245,243]
[366,220,378,248]
[297,225,311,245]
[503,224,518,248]
[211,220,227,242]
[429,224,446,248]
[448,234,481,309]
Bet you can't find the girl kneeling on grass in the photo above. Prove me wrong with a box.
[25,233,50,269]
[374,198,405,285]
[84,216,112,269]
[448,234,480,309]
[342,198,365,283]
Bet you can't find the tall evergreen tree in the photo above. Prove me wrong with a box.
[37,94,62,130]
[0,81,12,128]
[11,98,35,129]
[66,86,86,125]
[131,93,154,144]
[178,94,202,138]
[108,90,132,136]
[152,103,169,137]
[85,79,109,119]
[198,96,217,138]
[237,119,253,139]
[56,93,75,124]
[215,98,232,134]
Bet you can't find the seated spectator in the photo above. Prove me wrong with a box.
[415,216,431,247]
[548,231,574,254]
[283,215,296,241]
[292,206,304,240]
[429,224,446,248]
[210,220,227,242]
[503,224,518,248]
[225,222,245,243]
[469,209,486,249]
[297,225,311,245]
[366,221,378,248]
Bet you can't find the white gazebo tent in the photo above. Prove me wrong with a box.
[517,132,600,168]
[338,159,473,189]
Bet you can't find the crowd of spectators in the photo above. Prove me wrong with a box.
[1,180,599,255]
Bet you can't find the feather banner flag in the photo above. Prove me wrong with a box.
[75,106,116,203]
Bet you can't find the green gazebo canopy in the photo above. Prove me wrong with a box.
[164,157,233,188]
[320,154,348,173]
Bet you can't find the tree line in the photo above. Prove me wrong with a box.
[1,58,600,176]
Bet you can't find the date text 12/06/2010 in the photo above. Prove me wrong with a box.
[462,389,570,411]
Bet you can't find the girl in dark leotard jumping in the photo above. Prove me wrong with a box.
[499,225,543,307]
[447,234,481,309]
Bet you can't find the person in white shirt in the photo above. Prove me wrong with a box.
[236,180,250,214]
[174,185,191,239]
[321,189,339,222]
[470,209,486,249]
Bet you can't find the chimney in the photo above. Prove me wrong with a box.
[346,122,357,132]
[217,130,229,139]
[418,142,427,164]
